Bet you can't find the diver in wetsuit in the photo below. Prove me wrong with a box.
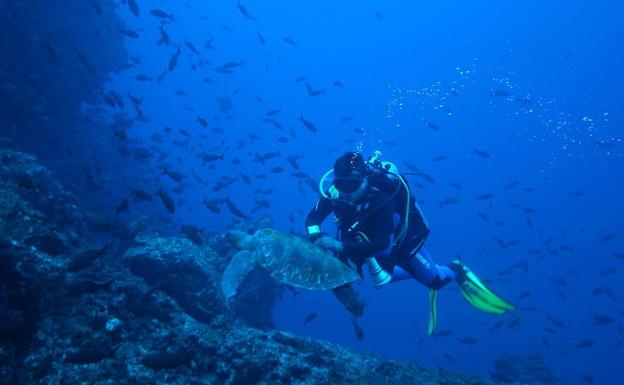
[305,151,514,334]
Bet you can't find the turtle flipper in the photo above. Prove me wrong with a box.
[221,250,256,299]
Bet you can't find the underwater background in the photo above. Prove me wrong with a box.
[1,1,623,384]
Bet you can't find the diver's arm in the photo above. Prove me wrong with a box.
[341,201,394,260]
[304,197,333,241]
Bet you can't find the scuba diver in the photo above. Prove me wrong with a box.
[305,151,513,335]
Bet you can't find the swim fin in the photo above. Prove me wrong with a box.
[427,289,437,336]
[452,260,514,314]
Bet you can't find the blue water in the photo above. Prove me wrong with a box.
[17,1,624,384]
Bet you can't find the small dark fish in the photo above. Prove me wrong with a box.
[271,167,284,173]
[423,119,439,131]
[197,116,208,128]
[295,75,307,82]
[340,116,353,122]
[352,319,364,341]
[239,173,251,184]
[443,353,456,363]
[65,342,121,364]
[115,199,129,215]
[236,1,256,20]
[120,28,139,38]
[88,0,102,15]
[203,198,222,214]
[134,74,152,82]
[150,9,174,19]
[257,31,267,45]
[593,314,614,326]
[575,339,595,349]
[433,329,453,338]
[184,41,198,54]
[504,180,519,191]
[333,80,344,88]
[457,337,478,344]
[155,188,175,213]
[449,181,462,190]
[162,169,185,183]
[476,193,494,201]
[472,149,491,158]
[181,225,203,246]
[168,47,182,72]
[127,0,139,16]
[490,89,511,97]
[67,243,112,272]
[304,81,325,97]
[581,374,594,383]
[265,108,281,116]
[303,313,317,325]
[433,155,447,162]
[438,197,459,209]
[298,114,317,132]
[600,233,616,243]
[224,198,247,218]
[141,349,196,370]
[283,37,298,46]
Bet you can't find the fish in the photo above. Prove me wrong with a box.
[574,339,595,349]
[239,173,251,184]
[449,181,462,190]
[433,329,453,338]
[157,24,170,46]
[352,320,364,341]
[476,193,494,201]
[423,119,439,131]
[203,198,222,214]
[295,75,307,82]
[433,155,447,162]
[443,353,456,363]
[224,198,247,219]
[283,37,298,46]
[180,225,203,246]
[570,191,585,197]
[333,80,344,88]
[120,28,139,38]
[265,108,281,116]
[593,314,614,326]
[184,41,199,54]
[457,337,478,344]
[257,31,267,45]
[236,1,256,20]
[286,154,302,170]
[65,342,121,364]
[271,167,284,173]
[87,0,103,14]
[196,152,225,163]
[67,243,112,272]
[127,0,139,16]
[600,233,616,243]
[504,180,519,191]
[150,9,174,19]
[304,81,325,97]
[298,115,317,132]
[134,74,152,82]
[155,188,175,213]
[438,197,459,209]
[168,47,182,72]
[115,199,129,215]
[472,149,491,158]
[132,189,153,202]
[162,169,185,183]
[490,89,511,97]
[141,349,196,370]
[303,313,317,325]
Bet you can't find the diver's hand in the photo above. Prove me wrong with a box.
[314,236,344,252]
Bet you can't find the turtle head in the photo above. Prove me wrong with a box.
[225,230,253,250]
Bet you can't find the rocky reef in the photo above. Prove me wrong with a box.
[1,148,553,385]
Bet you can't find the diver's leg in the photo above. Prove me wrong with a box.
[396,246,457,289]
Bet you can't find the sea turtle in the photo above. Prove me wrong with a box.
[221,228,359,299]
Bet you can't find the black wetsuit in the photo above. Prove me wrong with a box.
[305,177,430,274]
